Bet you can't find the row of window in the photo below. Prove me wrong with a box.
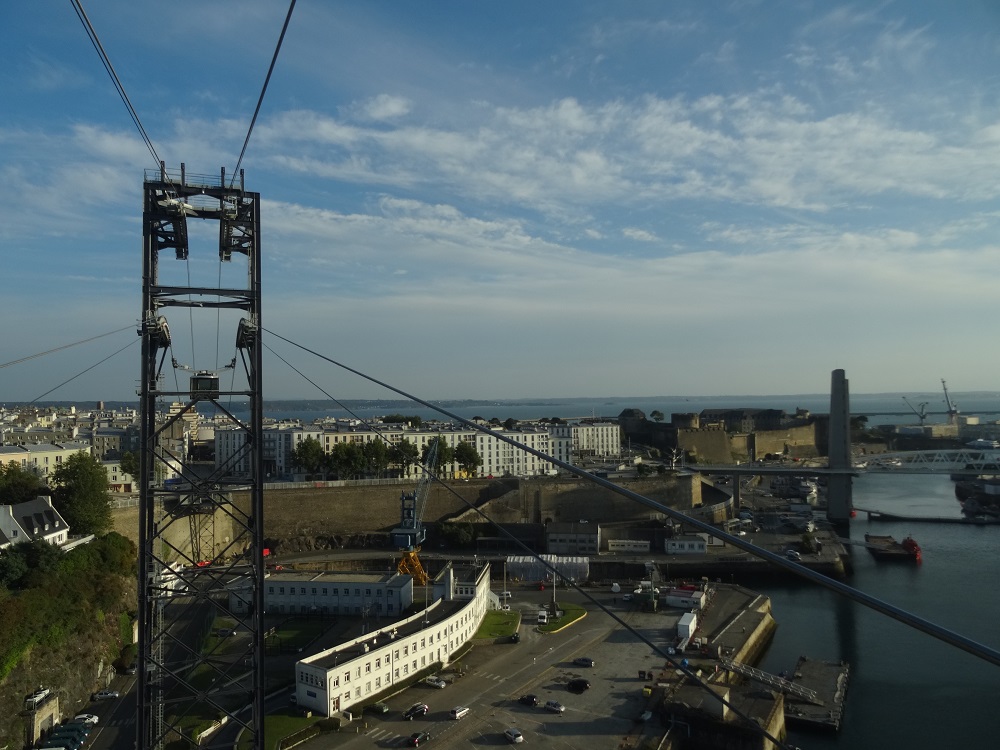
[268,585,396,597]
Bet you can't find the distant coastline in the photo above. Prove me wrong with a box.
[8,391,1000,428]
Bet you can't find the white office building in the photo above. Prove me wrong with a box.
[294,562,491,717]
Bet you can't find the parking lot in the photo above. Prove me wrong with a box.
[320,589,679,750]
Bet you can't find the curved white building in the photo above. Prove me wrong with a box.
[294,562,492,716]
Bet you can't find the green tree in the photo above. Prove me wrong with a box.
[329,442,365,479]
[363,439,391,478]
[422,438,455,476]
[119,450,139,479]
[51,452,113,535]
[0,464,45,505]
[291,436,327,478]
[650,410,665,422]
[392,439,420,477]
[454,441,483,478]
[503,417,518,430]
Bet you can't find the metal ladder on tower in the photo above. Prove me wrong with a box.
[720,657,823,705]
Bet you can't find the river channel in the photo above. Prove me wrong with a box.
[755,473,1000,748]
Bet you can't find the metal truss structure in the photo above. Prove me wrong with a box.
[856,450,1000,473]
[138,163,264,750]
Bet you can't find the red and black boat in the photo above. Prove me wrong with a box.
[865,533,922,563]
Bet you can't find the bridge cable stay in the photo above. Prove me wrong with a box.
[262,327,1000,672]
[261,339,794,750]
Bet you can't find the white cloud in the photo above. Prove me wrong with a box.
[623,227,657,242]
[360,94,413,120]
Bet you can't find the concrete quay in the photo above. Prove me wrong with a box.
[783,656,850,732]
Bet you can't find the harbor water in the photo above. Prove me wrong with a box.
[756,473,1000,748]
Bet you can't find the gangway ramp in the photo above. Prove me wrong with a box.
[720,657,823,705]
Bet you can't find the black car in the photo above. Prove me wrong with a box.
[365,701,390,714]
[510,632,520,644]
[567,678,591,693]
[408,732,431,747]
[518,694,538,706]
[404,703,429,720]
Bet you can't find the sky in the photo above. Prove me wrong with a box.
[3,1,1000,403]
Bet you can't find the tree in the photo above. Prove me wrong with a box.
[503,417,518,430]
[392,439,420,477]
[291,436,327,478]
[50,452,113,535]
[0,464,46,505]
[422,438,454,476]
[454,441,483,478]
[119,450,139,479]
[329,442,365,479]
[650,410,665,423]
[363,439,391,478]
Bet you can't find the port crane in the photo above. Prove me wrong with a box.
[391,439,439,585]
[941,379,960,425]
[902,397,929,426]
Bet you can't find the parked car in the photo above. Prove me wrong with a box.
[622,593,633,602]
[92,689,120,701]
[574,657,595,667]
[408,731,431,747]
[544,700,565,713]
[425,676,447,689]
[73,715,99,726]
[499,591,512,599]
[518,694,538,707]
[365,701,389,714]
[40,740,80,750]
[26,687,51,708]
[503,728,524,744]
[404,703,429,720]
[567,678,591,693]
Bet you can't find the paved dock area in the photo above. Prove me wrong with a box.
[784,655,850,731]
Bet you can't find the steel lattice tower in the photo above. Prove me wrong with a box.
[138,163,264,750]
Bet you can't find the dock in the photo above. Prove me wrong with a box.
[782,656,850,732]
[854,507,1000,524]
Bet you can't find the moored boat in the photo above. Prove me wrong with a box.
[864,533,921,563]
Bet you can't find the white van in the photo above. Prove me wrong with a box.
[537,611,549,625]
[449,706,470,720]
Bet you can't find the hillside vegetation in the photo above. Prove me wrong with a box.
[0,534,137,745]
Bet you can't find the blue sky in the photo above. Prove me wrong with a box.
[3,1,1000,402]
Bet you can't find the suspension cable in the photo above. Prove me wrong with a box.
[69,0,160,166]
[0,325,135,369]
[230,0,297,187]
[29,337,139,404]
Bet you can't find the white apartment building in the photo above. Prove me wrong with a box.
[549,422,621,459]
[294,562,491,717]
[0,442,91,480]
[216,420,620,480]
[475,428,554,477]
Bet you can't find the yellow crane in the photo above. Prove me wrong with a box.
[391,439,439,585]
